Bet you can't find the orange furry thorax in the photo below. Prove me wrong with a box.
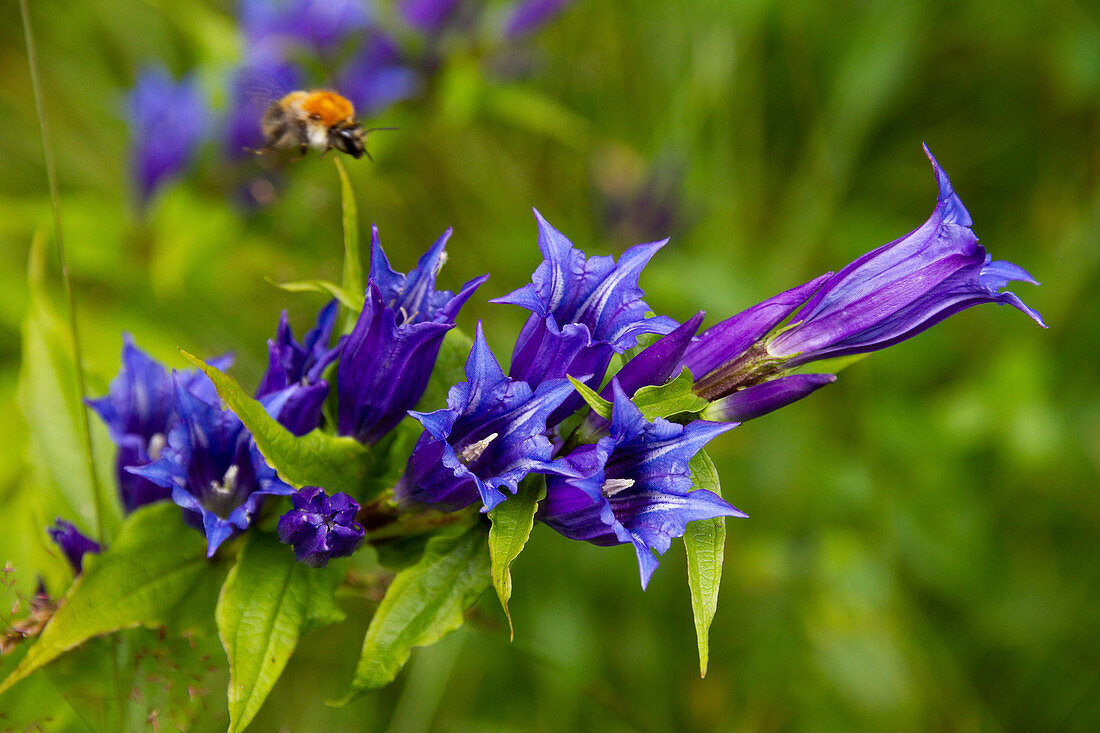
[286,90,356,126]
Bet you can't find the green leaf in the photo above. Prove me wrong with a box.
[181,352,379,500]
[414,328,473,412]
[217,531,344,733]
[334,157,363,333]
[336,522,490,703]
[265,277,364,313]
[0,503,213,697]
[17,230,119,539]
[488,477,545,639]
[568,375,612,419]
[633,368,709,421]
[683,450,726,678]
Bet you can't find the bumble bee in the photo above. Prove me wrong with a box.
[256,89,394,160]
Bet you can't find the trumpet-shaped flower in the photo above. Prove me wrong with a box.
[89,335,231,512]
[685,146,1044,420]
[128,377,294,557]
[767,145,1046,366]
[540,382,743,589]
[337,226,487,444]
[395,323,576,512]
[277,487,364,567]
[492,210,676,420]
[256,300,342,436]
[46,520,100,575]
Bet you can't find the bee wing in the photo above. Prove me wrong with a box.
[231,63,297,111]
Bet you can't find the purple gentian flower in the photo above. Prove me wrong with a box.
[765,145,1045,366]
[46,520,101,575]
[686,146,1044,420]
[395,323,577,512]
[491,210,676,419]
[540,382,743,589]
[504,0,576,38]
[88,335,232,513]
[256,300,342,436]
[127,67,209,205]
[337,225,487,444]
[277,486,364,567]
[128,377,295,557]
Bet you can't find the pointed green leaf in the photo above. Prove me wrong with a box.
[336,523,490,703]
[488,477,545,639]
[683,450,725,678]
[633,368,709,421]
[265,277,364,313]
[181,352,379,500]
[568,375,612,419]
[334,158,363,333]
[0,503,213,697]
[217,531,344,733]
[17,231,119,538]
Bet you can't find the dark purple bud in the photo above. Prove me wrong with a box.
[257,301,342,436]
[46,519,101,575]
[277,487,364,568]
[702,373,835,423]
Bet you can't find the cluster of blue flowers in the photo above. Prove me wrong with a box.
[126,0,578,204]
[51,147,1043,586]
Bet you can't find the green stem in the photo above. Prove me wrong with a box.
[19,0,106,543]
[19,1,120,727]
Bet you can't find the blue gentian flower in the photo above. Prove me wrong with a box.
[128,377,295,557]
[277,486,364,567]
[540,382,743,589]
[256,300,342,436]
[766,146,1045,366]
[504,0,576,38]
[46,519,100,575]
[127,67,209,205]
[686,146,1045,419]
[337,225,487,444]
[491,210,676,419]
[395,323,577,512]
[89,335,232,513]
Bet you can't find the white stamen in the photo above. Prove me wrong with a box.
[212,465,240,496]
[601,478,635,497]
[459,432,498,464]
[147,433,167,460]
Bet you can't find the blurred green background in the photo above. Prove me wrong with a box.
[2,0,1098,730]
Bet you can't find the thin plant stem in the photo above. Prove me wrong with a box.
[19,1,122,729]
[18,0,107,541]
